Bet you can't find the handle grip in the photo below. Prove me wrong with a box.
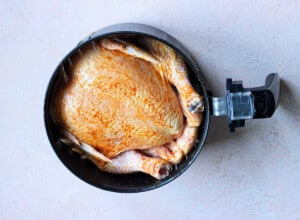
[211,73,280,132]
[247,73,280,118]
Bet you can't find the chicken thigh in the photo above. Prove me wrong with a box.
[53,37,204,179]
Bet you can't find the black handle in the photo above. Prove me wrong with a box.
[226,73,280,131]
[247,73,280,118]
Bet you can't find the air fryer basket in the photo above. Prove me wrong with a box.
[44,23,279,192]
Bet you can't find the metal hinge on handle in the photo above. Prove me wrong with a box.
[211,73,280,132]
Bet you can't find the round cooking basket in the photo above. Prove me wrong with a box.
[44,23,279,193]
[44,23,210,193]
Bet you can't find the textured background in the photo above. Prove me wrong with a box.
[1,0,300,219]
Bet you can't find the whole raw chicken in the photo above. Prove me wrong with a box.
[53,37,204,179]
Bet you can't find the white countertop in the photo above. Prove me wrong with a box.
[1,1,300,219]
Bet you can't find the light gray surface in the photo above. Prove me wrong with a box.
[1,1,300,219]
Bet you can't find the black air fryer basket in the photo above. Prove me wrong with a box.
[44,23,280,192]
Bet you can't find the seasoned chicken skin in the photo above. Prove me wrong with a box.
[53,37,204,179]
